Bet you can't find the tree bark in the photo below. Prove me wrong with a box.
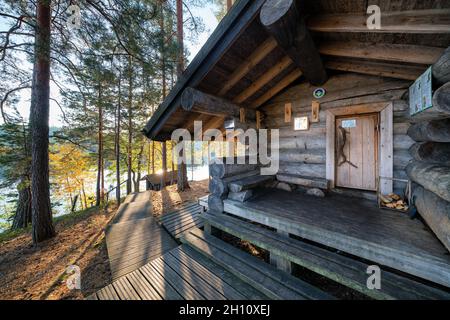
[407,118,450,142]
[11,179,32,230]
[96,84,104,206]
[161,141,167,189]
[176,0,184,76]
[30,0,55,243]
[127,56,133,195]
[115,68,122,203]
[409,142,450,165]
[177,140,190,191]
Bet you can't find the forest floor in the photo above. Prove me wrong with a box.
[0,179,209,300]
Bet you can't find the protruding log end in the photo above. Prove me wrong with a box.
[181,87,195,111]
[260,0,327,85]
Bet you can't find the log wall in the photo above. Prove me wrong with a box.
[261,73,414,194]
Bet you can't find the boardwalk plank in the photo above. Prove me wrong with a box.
[162,253,227,300]
[140,264,184,300]
[170,247,246,300]
[149,258,205,300]
[126,271,162,300]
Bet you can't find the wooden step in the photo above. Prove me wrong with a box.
[276,173,328,189]
[228,175,275,193]
[180,228,333,300]
[203,212,450,300]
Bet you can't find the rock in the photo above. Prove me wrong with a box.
[306,188,325,198]
[276,182,292,192]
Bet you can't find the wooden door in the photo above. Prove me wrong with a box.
[335,114,379,191]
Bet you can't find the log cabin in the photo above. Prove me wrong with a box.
[142,0,450,299]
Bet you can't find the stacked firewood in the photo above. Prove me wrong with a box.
[208,157,275,212]
[379,193,409,211]
[405,47,450,253]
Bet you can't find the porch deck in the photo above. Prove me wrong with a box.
[223,189,450,288]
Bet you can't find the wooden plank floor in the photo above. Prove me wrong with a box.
[91,245,269,300]
[159,202,204,239]
[106,192,178,280]
[224,188,450,288]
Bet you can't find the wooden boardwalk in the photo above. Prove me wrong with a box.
[106,191,178,280]
[159,202,204,239]
[90,245,269,300]
[92,227,332,300]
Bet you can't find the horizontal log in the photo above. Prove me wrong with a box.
[228,175,275,193]
[278,149,326,164]
[319,42,444,66]
[409,82,450,122]
[278,162,326,179]
[260,0,326,85]
[325,59,425,81]
[276,174,328,189]
[307,9,450,34]
[406,161,450,202]
[394,134,416,151]
[413,185,450,253]
[277,135,326,150]
[407,119,450,142]
[228,190,254,202]
[433,82,450,114]
[393,150,412,170]
[181,87,255,120]
[409,142,450,165]
[209,159,259,178]
[209,169,260,195]
[433,47,450,86]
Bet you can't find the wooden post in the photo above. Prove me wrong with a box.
[161,141,167,189]
[260,0,327,85]
[269,230,292,273]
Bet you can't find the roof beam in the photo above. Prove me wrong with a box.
[307,9,450,34]
[218,37,278,96]
[181,87,256,120]
[233,55,293,104]
[260,0,327,85]
[203,116,225,132]
[250,68,302,108]
[319,42,445,65]
[324,59,426,81]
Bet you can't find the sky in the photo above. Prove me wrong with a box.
[0,3,220,127]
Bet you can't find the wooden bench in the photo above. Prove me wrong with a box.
[276,173,328,189]
[181,227,334,300]
[202,211,450,300]
[142,171,178,190]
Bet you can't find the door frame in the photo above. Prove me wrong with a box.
[326,102,393,194]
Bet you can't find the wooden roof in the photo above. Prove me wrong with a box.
[143,0,450,141]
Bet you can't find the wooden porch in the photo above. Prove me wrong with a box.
[220,189,450,290]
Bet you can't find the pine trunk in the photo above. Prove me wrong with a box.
[127,56,133,195]
[30,0,55,243]
[116,70,122,203]
[96,85,104,206]
[11,180,32,230]
[177,141,190,191]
